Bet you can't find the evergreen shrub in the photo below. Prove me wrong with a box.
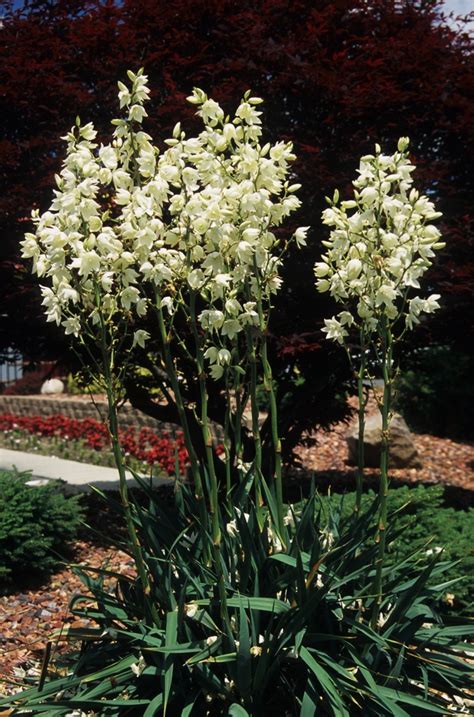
[322,485,473,615]
[0,469,84,584]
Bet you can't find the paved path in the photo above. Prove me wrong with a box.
[0,448,173,493]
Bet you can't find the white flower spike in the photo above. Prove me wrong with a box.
[315,139,443,340]
[22,70,304,377]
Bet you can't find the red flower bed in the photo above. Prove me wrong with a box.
[0,413,189,476]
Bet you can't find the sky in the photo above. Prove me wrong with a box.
[443,0,474,29]
[444,0,473,12]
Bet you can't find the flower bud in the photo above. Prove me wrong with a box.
[397,136,410,152]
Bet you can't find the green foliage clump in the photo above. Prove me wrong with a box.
[0,469,84,584]
[323,485,474,615]
[394,345,474,440]
[65,370,104,396]
[4,481,473,716]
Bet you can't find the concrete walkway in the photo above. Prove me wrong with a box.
[0,448,173,493]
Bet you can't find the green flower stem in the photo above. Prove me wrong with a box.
[371,319,393,629]
[261,328,284,539]
[96,303,155,619]
[189,292,221,548]
[211,541,233,645]
[224,374,233,508]
[155,298,209,558]
[233,371,245,465]
[247,327,264,515]
[187,293,233,641]
[254,271,284,537]
[355,331,367,515]
[104,379,150,589]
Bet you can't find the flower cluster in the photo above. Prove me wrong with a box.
[0,413,189,475]
[21,70,306,376]
[314,138,444,343]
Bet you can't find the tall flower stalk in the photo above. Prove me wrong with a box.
[96,306,156,616]
[315,137,444,626]
[188,289,221,547]
[372,317,393,624]
[21,69,306,642]
[354,331,368,515]
[256,283,285,537]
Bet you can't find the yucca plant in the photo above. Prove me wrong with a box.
[4,71,473,716]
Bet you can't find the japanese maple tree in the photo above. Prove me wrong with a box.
[1,0,472,460]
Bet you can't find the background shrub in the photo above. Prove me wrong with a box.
[394,345,474,440]
[322,484,474,615]
[0,469,84,585]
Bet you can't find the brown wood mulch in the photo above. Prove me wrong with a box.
[1,417,474,695]
[0,541,135,696]
[292,421,474,498]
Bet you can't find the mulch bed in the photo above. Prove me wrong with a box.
[0,540,135,696]
[1,413,474,695]
[291,422,474,506]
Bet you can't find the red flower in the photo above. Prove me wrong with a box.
[0,412,189,476]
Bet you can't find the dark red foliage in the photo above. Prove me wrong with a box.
[2,368,50,396]
[0,0,472,452]
[1,0,472,353]
[0,413,189,476]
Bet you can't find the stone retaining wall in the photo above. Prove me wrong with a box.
[0,395,181,435]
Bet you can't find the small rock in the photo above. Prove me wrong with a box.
[346,412,422,469]
[40,378,64,395]
[25,479,51,487]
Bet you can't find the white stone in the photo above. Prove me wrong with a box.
[25,478,51,487]
[40,378,65,395]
